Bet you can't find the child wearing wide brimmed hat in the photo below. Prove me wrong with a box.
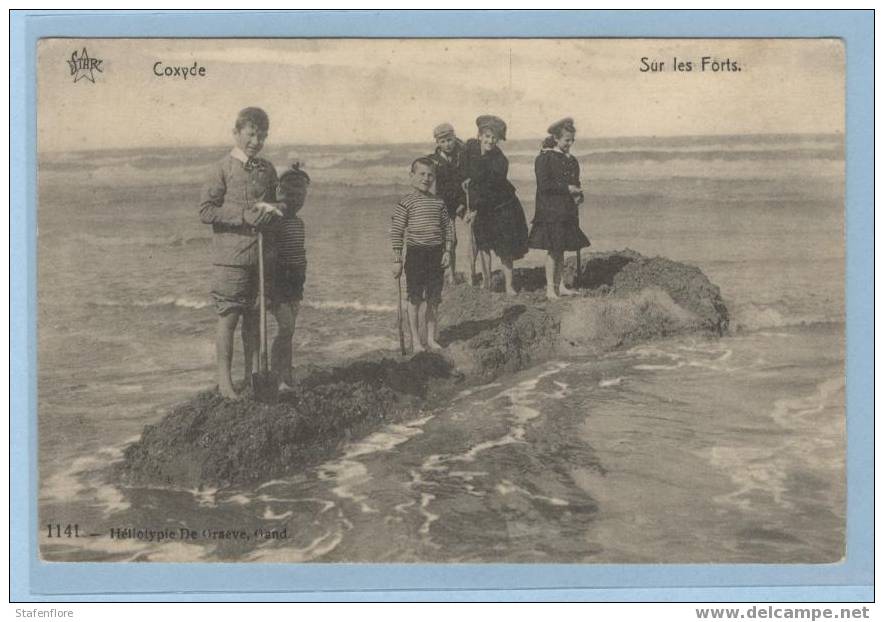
[528,117,590,300]
[462,114,529,295]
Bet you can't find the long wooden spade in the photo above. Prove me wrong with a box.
[396,274,407,356]
[252,231,278,403]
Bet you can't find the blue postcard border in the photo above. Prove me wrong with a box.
[10,9,874,602]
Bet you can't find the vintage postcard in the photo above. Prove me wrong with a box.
[35,36,847,564]
[14,11,873,601]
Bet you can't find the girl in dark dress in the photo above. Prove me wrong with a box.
[462,115,529,295]
[528,117,590,300]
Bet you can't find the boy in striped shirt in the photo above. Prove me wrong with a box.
[391,157,455,353]
[270,164,309,388]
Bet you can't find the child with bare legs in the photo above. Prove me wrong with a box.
[391,158,454,353]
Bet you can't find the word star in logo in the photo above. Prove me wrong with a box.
[68,48,103,83]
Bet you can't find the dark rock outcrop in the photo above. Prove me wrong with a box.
[119,250,728,488]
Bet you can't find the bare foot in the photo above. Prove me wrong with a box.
[559,285,578,296]
[546,288,559,301]
[427,339,444,351]
[506,287,518,296]
[412,342,426,354]
[219,384,239,400]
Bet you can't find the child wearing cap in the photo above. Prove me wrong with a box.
[391,157,455,353]
[426,123,468,285]
[462,114,529,295]
[528,117,590,300]
[199,106,283,399]
[269,163,310,388]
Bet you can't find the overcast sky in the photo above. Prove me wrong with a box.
[38,38,844,151]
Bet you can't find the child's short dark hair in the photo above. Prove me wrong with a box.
[411,157,437,173]
[279,163,310,191]
[235,107,270,132]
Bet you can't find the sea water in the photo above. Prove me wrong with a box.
[37,134,844,562]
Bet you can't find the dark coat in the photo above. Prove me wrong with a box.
[427,140,466,218]
[462,138,516,213]
[462,138,529,259]
[534,149,581,224]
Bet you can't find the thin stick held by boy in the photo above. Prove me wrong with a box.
[391,158,454,353]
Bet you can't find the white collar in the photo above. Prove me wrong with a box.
[230,147,250,164]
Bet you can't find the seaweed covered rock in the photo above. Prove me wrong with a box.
[120,355,456,487]
[120,250,729,488]
[606,254,729,334]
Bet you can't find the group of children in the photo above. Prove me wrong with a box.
[392,114,590,352]
[200,108,589,397]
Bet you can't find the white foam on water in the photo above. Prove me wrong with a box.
[708,445,791,513]
[634,362,687,371]
[394,499,416,514]
[631,339,745,376]
[770,377,844,429]
[256,496,336,514]
[257,478,302,490]
[418,493,439,535]
[548,380,570,399]
[459,432,523,462]
[318,460,377,514]
[305,299,398,314]
[599,377,622,387]
[316,413,434,514]
[730,303,838,332]
[262,508,294,520]
[188,487,219,507]
[286,148,391,170]
[495,479,569,507]
[447,470,487,481]
[223,494,253,506]
[455,382,502,400]
[717,349,734,362]
[245,529,345,562]
[628,345,683,360]
[342,416,433,459]
[451,363,569,463]
[93,295,211,311]
[41,451,131,517]
[706,376,845,514]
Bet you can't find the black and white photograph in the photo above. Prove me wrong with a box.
[37,37,845,564]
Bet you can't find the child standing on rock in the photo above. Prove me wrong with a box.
[426,123,468,285]
[391,157,455,353]
[462,115,529,295]
[528,117,590,300]
[199,107,282,399]
[270,163,310,389]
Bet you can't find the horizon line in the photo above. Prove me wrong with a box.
[37,130,845,155]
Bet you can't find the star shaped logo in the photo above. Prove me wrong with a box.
[67,48,103,84]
